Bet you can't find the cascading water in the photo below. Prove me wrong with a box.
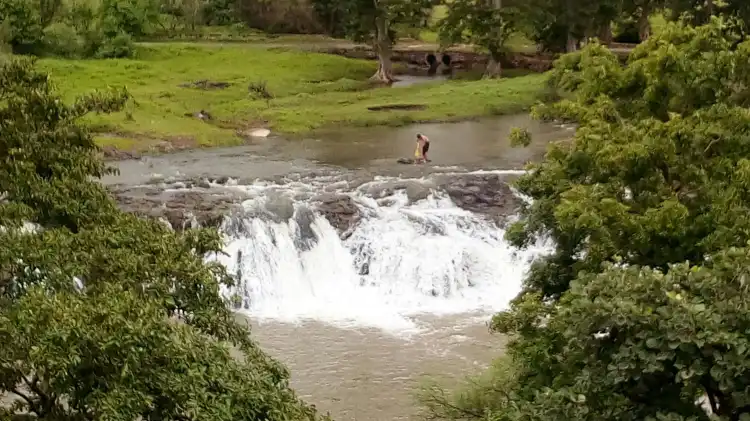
[213,172,549,333]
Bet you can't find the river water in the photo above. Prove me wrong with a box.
[105,114,571,420]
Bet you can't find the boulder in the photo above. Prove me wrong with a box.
[312,193,361,238]
[435,173,523,222]
[112,185,238,231]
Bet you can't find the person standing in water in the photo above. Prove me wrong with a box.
[415,133,431,164]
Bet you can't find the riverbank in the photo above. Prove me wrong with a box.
[37,42,550,156]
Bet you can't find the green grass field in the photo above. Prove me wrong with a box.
[38,43,549,153]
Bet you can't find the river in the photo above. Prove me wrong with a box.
[105,114,571,420]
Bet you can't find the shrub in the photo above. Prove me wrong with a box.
[42,22,83,57]
[0,0,43,53]
[94,31,135,58]
[613,17,640,43]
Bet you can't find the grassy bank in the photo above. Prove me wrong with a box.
[38,43,549,153]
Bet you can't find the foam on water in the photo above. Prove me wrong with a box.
[213,172,549,333]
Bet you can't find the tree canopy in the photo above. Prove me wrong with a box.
[0,57,324,421]
[309,0,435,82]
[437,0,517,78]
[421,17,750,421]
[508,17,750,299]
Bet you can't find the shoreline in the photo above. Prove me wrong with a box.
[32,41,551,160]
[98,109,543,161]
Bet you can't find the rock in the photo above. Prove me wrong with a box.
[101,146,141,161]
[436,174,523,223]
[207,176,230,185]
[112,173,519,236]
[248,128,271,138]
[112,185,240,231]
[152,141,174,154]
[313,193,361,237]
[113,179,364,237]
[184,110,213,121]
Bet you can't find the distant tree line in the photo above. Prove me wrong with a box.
[3,0,750,64]
[308,0,750,80]
[0,0,326,58]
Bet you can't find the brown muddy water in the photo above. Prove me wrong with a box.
[241,314,503,421]
[101,114,571,421]
[102,114,571,186]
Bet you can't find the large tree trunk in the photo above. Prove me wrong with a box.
[565,33,577,53]
[483,0,503,77]
[371,15,395,84]
[598,20,613,45]
[484,58,503,78]
[706,0,714,19]
[564,0,576,53]
[638,4,651,42]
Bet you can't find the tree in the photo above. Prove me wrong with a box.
[38,0,63,27]
[502,15,750,417]
[621,0,666,41]
[200,0,239,25]
[0,0,43,53]
[664,0,750,37]
[508,0,616,52]
[437,0,518,78]
[0,58,325,421]
[310,0,435,83]
[489,250,750,421]
[507,18,750,299]
[312,0,348,37]
[99,0,161,37]
[419,18,750,421]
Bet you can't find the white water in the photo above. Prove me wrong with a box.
[214,173,549,333]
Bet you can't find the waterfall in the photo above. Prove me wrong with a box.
[213,173,549,333]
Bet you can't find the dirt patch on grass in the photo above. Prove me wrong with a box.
[367,104,427,111]
[178,80,231,90]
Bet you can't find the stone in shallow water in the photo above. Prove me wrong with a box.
[248,128,271,137]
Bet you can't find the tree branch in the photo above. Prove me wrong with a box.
[9,387,38,413]
[702,376,728,417]
[21,373,54,416]
[706,391,719,415]
[419,387,486,420]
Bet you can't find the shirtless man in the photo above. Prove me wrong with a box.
[415,133,431,164]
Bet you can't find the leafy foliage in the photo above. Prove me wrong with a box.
[100,0,161,37]
[0,58,127,230]
[490,250,750,420]
[504,0,615,52]
[501,16,750,419]
[418,357,519,420]
[437,0,517,77]
[323,0,434,44]
[0,57,324,421]
[418,17,750,421]
[0,0,43,53]
[201,0,239,25]
[310,0,435,80]
[509,18,750,299]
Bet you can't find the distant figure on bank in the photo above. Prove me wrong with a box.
[414,133,431,164]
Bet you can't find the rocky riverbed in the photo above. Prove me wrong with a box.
[111,171,525,234]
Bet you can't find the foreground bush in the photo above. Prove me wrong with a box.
[420,18,750,421]
[0,57,325,421]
